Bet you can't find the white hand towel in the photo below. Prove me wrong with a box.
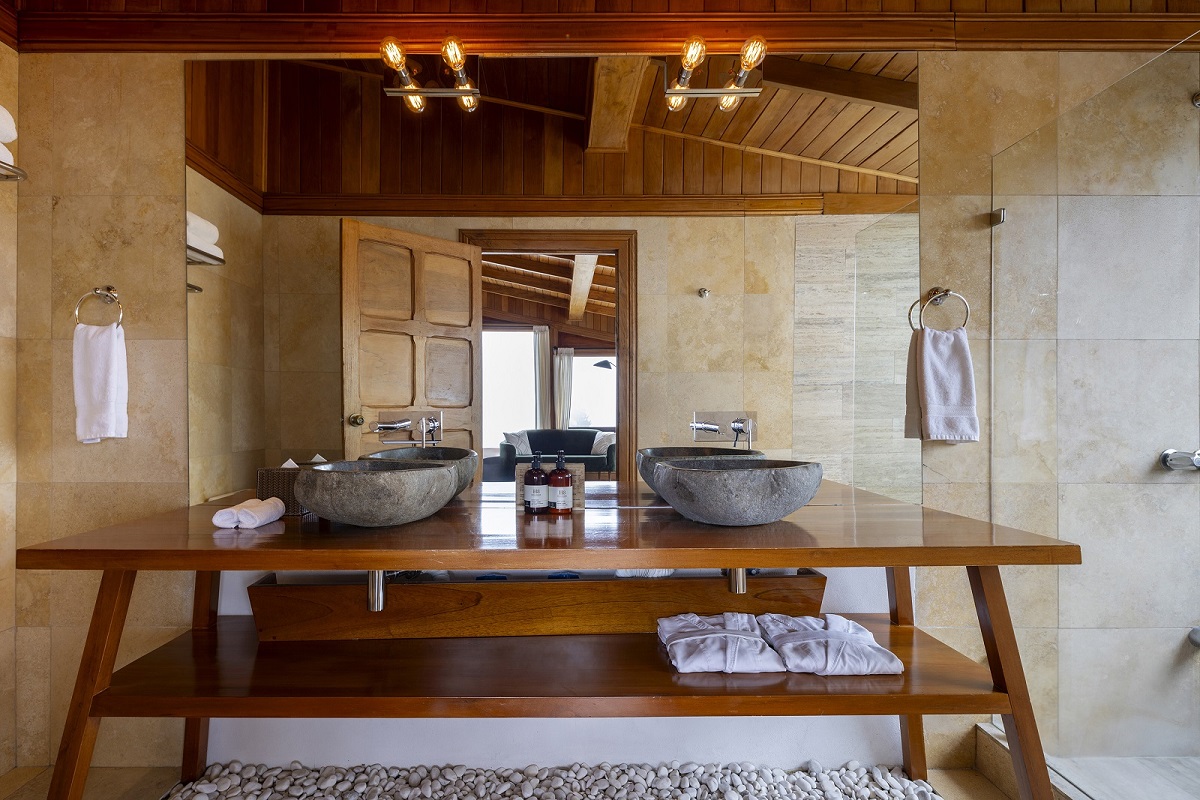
[756,613,903,676]
[916,327,979,442]
[186,211,220,247]
[73,323,128,444]
[657,612,786,674]
[0,104,14,144]
[903,329,923,440]
[212,497,286,529]
[0,142,13,166]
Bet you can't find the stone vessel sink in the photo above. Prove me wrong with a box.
[294,460,457,528]
[361,446,479,497]
[636,447,766,495]
[652,458,823,527]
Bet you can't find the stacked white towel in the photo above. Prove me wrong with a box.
[212,497,286,529]
[0,103,15,165]
[656,612,785,674]
[904,326,979,442]
[756,613,903,676]
[186,211,224,260]
[0,143,12,166]
[73,323,128,444]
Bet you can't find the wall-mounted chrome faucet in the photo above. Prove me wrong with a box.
[692,412,757,450]
[370,419,413,433]
[690,421,722,434]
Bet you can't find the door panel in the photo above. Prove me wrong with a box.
[342,220,483,468]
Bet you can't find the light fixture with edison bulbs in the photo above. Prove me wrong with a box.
[666,35,765,111]
[379,36,482,113]
[718,35,767,112]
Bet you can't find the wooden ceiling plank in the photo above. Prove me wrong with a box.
[778,97,852,156]
[631,123,918,184]
[569,253,600,321]
[877,52,920,81]
[739,90,804,149]
[762,56,920,114]
[758,93,825,152]
[484,254,618,288]
[842,115,917,167]
[587,56,650,153]
[799,103,874,161]
[482,264,571,293]
[857,123,919,170]
[485,279,617,317]
[717,86,778,143]
[819,106,898,164]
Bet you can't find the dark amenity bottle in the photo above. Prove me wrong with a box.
[523,451,549,515]
[549,450,573,515]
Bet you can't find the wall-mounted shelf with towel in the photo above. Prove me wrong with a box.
[74,286,123,326]
[186,244,225,266]
[0,161,27,182]
[907,286,970,331]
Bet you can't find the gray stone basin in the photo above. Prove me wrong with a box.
[636,447,766,495]
[360,446,479,496]
[294,459,458,528]
[651,458,823,527]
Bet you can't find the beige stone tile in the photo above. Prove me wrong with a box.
[916,568,982,630]
[920,482,989,522]
[186,268,232,368]
[263,288,280,373]
[991,195,1057,340]
[189,452,231,505]
[918,51,1059,197]
[919,340,990,485]
[992,340,1056,485]
[992,482,1057,539]
[991,122,1057,198]
[189,361,231,460]
[635,371,744,449]
[50,339,189,484]
[742,293,792,374]
[1059,483,1199,630]
[14,55,52,200]
[0,338,12,484]
[1057,51,1163,116]
[278,371,345,454]
[927,769,1009,800]
[50,194,186,341]
[47,482,187,542]
[127,571,194,629]
[14,339,50,484]
[744,216,795,295]
[230,285,264,373]
[1058,196,1199,340]
[264,369,280,453]
[186,167,264,291]
[14,483,49,549]
[0,628,11,773]
[0,196,13,344]
[666,217,744,297]
[15,570,49,628]
[1057,340,1198,484]
[1058,53,1199,197]
[742,371,791,452]
[15,626,49,766]
[232,366,266,453]
[230,449,265,494]
[921,627,990,769]
[15,195,51,341]
[268,216,341,296]
[1059,627,1200,756]
[660,295,744,374]
[917,195,993,339]
[635,219,668,296]
[1016,627,1059,753]
[277,293,341,374]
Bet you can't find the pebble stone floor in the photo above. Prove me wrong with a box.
[168,761,944,800]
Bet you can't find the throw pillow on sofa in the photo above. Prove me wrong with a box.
[503,430,532,455]
[591,431,616,455]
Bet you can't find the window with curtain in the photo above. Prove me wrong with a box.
[568,356,616,428]
[482,330,537,449]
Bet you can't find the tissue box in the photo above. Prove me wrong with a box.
[256,468,308,515]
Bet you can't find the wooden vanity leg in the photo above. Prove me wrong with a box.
[181,570,221,782]
[48,569,137,800]
[886,566,927,780]
[967,565,1052,800]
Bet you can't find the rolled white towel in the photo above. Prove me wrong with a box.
[0,142,12,166]
[191,242,224,261]
[212,497,286,529]
[756,613,903,676]
[186,211,220,247]
[0,104,14,144]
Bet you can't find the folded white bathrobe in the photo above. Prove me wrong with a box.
[756,613,903,676]
[657,612,786,674]
[212,497,286,529]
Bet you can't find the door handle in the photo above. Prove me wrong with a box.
[1159,449,1200,470]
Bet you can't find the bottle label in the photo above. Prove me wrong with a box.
[525,485,549,510]
[550,485,573,510]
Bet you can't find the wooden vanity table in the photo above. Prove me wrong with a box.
[16,481,1080,800]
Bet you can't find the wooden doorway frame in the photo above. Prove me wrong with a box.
[461,229,637,485]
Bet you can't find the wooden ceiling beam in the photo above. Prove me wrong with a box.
[483,279,617,317]
[569,254,599,322]
[587,57,649,153]
[483,254,617,289]
[482,264,570,294]
[762,56,918,114]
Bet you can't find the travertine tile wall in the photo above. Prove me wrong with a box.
[262,215,798,463]
[14,53,192,767]
[0,40,18,776]
[186,167,266,503]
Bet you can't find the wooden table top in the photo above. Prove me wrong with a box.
[16,480,1081,572]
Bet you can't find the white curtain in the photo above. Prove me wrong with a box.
[532,326,553,429]
[553,348,574,430]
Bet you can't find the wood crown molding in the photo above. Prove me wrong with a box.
[954,14,1200,51]
[0,2,16,51]
[186,140,264,213]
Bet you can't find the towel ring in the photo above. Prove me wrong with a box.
[74,286,123,326]
[908,287,969,331]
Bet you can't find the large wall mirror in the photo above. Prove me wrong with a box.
[183,51,920,505]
